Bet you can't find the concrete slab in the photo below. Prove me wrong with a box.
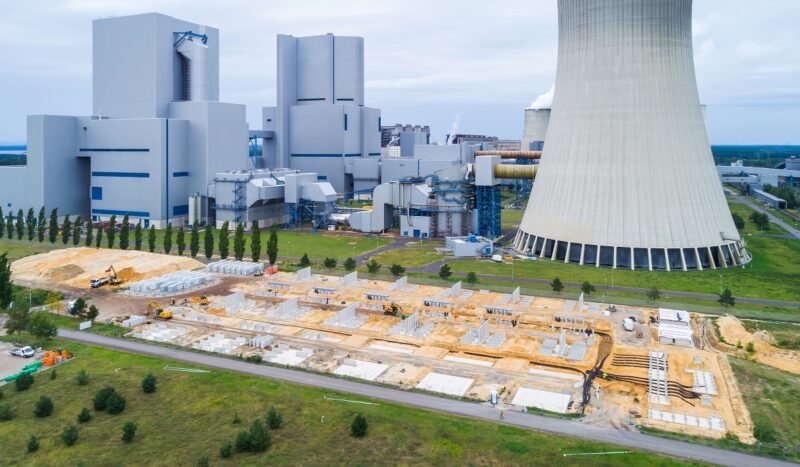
[333,359,388,381]
[511,387,571,413]
[443,356,494,367]
[265,346,312,366]
[416,372,474,396]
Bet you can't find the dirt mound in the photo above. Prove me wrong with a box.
[718,315,800,375]
[11,247,203,290]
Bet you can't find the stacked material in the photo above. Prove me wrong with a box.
[192,332,246,353]
[133,324,187,342]
[248,335,274,348]
[121,315,147,328]
[206,260,264,276]
[128,270,213,295]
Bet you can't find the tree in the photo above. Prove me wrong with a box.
[204,225,215,259]
[266,223,279,265]
[248,419,271,452]
[0,207,4,239]
[731,212,745,230]
[250,223,261,262]
[15,209,24,239]
[0,252,13,309]
[77,407,92,423]
[235,429,251,452]
[134,221,143,250]
[16,373,34,391]
[266,406,283,429]
[36,207,46,242]
[163,224,173,255]
[70,297,87,317]
[366,259,381,274]
[646,287,661,302]
[218,221,230,259]
[76,369,89,386]
[28,312,58,340]
[107,215,117,248]
[718,288,735,308]
[141,374,157,393]
[190,221,200,258]
[84,221,93,247]
[323,257,337,269]
[121,421,137,442]
[465,271,478,284]
[750,212,770,231]
[350,414,368,438]
[148,225,156,252]
[72,215,82,246]
[93,387,116,411]
[48,208,58,243]
[94,225,103,248]
[233,222,245,261]
[745,341,756,354]
[119,214,130,250]
[177,225,186,256]
[61,425,79,446]
[299,253,310,267]
[389,263,405,276]
[26,208,35,240]
[86,305,99,322]
[34,395,54,418]
[61,214,71,244]
[106,392,126,414]
[27,435,39,453]
[580,281,595,295]
[438,263,452,280]
[551,277,564,293]
[344,257,357,271]
[4,307,31,335]
[219,441,233,458]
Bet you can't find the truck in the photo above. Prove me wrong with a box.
[9,346,34,358]
[90,277,109,288]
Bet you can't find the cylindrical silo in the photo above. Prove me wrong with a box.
[514,0,748,271]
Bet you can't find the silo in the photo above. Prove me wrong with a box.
[521,108,550,151]
[513,0,748,271]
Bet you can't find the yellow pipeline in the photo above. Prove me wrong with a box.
[474,150,542,159]
[493,164,537,179]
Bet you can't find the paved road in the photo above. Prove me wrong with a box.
[731,195,800,240]
[58,330,790,467]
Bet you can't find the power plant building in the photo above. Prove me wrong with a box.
[513,0,748,270]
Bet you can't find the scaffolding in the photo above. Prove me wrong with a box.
[287,199,335,229]
[476,185,501,239]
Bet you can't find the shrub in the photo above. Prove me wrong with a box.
[323,257,337,269]
[121,421,137,442]
[245,354,263,363]
[77,407,92,423]
[235,430,251,452]
[15,373,34,392]
[61,425,79,446]
[248,419,271,452]
[753,419,777,443]
[93,387,115,411]
[0,404,15,421]
[106,392,126,414]
[366,259,381,273]
[389,263,406,277]
[299,253,310,267]
[219,441,233,458]
[580,281,595,295]
[465,271,478,283]
[50,369,57,380]
[745,341,756,354]
[27,435,39,453]
[76,369,89,386]
[0,389,3,399]
[33,396,54,418]
[350,414,368,438]
[141,374,157,394]
[438,264,452,280]
[266,406,283,429]
[343,257,356,271]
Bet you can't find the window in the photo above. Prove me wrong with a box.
[91,186,102,200]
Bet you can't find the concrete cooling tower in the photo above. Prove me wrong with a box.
[521,108,550,151]
[513,0,748,271]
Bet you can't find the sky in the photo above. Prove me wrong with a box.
[0,0,798,145]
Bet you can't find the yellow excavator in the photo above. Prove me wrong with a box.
[105,265,123,286]
[383,302,404,317]
[147,302,173,320]
[189,295,209,306]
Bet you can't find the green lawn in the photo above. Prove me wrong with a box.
[0,339,700,466]
[448,234,800,303]
[368,243,444,267]
[729,357,800,451]
[502,209,525,231]
[0,239,61,262]
[727,201,789,235]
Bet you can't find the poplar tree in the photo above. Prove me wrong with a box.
[163,224,173,254]
[218,221,230,259]
[6,213,14,239]
[134,221,143,250]
[15,209,24,240]
[148,225,156,252]
[233,223,245,261]
[250,223,261,263]
[266,223,279,265]
[119,214,130,250]
[95,224,103,248]
[25,208,35,240]
[0,207,4,239]
[48,208,58,243]
[85,221,94,247]
[204,225,214,259]
[106,215,117,249]
[36,207,46,242]
[189,221,200,258]
[61,215,71,244]
[176,225,186,256]
[72,216,82,246]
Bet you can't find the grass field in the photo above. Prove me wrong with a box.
[741,320,800,350]
[0,338,700,466]
[729,358,800,450]
[0,240,61,262]
[727,201,789,235]
[368,242,444,267]
[502,209,525,231]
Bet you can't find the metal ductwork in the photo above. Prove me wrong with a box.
[493,164,537,180]
[474,150,542,159]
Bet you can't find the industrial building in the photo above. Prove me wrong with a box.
[513,0,749,271]
[381,124,431,157]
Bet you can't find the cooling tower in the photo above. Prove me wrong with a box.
[521,108,551,151]
[513,0,748,271]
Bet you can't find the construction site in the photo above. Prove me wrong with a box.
[8,246,769,443]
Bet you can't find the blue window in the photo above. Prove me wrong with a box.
[91,171,149,178]
[144,219,149,228]
[173,204,189,216]
[344,114,348,131]
[173,171,189,177]
[378,117,381,131]
[317,175,327,181]
[91,186,103,200]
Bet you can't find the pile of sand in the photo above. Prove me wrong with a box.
[717,315,800,375]
[11,247,203,290]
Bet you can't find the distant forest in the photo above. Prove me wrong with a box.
[711,145,800,168]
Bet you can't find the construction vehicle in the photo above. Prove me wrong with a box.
[189,295,209,306]
[383,302,404,317]
[147,301,173,320]
[105,265,123,285]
